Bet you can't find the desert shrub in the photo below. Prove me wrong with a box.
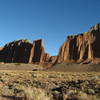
[14,63,21,66]
[64,90,88,100]
[22,86,51,100]
[1,86,14,96]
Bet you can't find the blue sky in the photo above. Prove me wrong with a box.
[0,0,100,55]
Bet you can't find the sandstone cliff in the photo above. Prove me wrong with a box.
[48,56,57,63]
[42,53,50,63]
[0,23,100,65]
[0,47,3,51]
[29,39,55,64]
[0,39,54,64]
[29,39,45,63]
[56,23,100,63]
[0,39,33,63]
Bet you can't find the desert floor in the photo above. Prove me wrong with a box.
[0,63,100,100]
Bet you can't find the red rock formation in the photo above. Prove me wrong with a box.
[48,56,57,63]
[29,39,45,63]
[56,23,100,63]
[0,23,100,65]
[0,47,3,51]
[0,40,33,63]
[0,39,54,64]
[29,39,57,64]
[42,53,50,62]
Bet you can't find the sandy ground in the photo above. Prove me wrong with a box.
[0,63,43,70]
[0,63,100,100]
[0,63,100,72]
[51,63,100,72]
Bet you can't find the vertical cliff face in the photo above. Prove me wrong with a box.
[0,23,100,65]
[29,39,45,63]
[0,39,54,64]
[29,40,56,64]
[56,23,100,63]
[0,40,33,63]
[90,24,100,58]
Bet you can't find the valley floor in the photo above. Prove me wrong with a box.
[0,63,100,100]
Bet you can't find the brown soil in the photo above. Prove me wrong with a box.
[50,63,100,72]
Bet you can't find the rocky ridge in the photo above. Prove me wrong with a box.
[0,23,100,65]
[0,39,55,64]
[56,23,100,64]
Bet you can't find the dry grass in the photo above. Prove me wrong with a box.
[0,66,99,100]
[22,87,50,100]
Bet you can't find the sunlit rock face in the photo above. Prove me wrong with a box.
[29,39,45,63]
[0,23,100,65]
[56,23,100,63]
[29,39,56,64]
